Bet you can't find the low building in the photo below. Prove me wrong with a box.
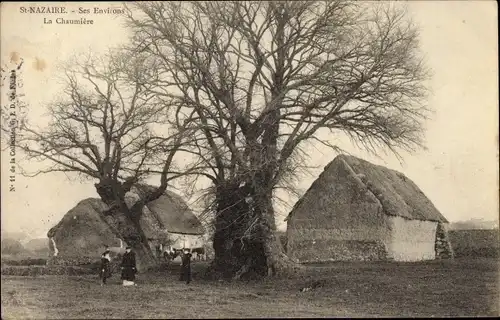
[47,184,205,268]
[285,154,454,263]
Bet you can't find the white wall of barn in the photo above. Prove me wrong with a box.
[386,216,438,261]
[168,233,205,250]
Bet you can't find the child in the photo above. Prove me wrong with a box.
[180,248,192,284]
[99,247,112,286]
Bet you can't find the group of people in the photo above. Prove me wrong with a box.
[99,246,138,286]
[99,246,193,286]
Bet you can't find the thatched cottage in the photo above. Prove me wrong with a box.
[285,155,454,263]
[47,185,205,266]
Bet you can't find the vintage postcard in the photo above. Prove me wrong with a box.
[1,1,498,318]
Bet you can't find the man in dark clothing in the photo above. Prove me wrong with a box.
[180,248,192,284]
[120,246,137,286]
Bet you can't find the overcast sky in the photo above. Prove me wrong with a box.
[1,1,498,238]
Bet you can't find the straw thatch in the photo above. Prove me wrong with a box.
[47,198,119,258]
[286,155,447,224]
[286,154,453,263]
[47,186,204,263]
[134,184,205,235]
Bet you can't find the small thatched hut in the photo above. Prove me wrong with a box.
[47,185,205,267]
[285,154,454,263]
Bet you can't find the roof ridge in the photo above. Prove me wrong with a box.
[286,154,449,224]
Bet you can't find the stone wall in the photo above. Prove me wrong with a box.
[1,265,96,276]
[435,222,454,259]
[46,255,98,266]
[287,227,390,262]
[169,233,205,250]
[46,254,123,277]
[289,236,388,263]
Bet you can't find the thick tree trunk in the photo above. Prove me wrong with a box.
[209,182,266,279]
[207,181,300,280]
[253,179,301,277]
[123,237,157,272]
[125,216,158,272]
[95,179,159,272]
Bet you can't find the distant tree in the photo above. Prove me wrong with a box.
[125,1,430,278]
[0,230,28,242]
[1,238,26,255]
[449,219,499,230]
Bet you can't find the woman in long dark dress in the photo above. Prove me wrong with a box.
[99,248,112,286]
[180,249,192,284]
[120,246,137,286]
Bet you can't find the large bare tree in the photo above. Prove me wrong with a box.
[125,0,430,278]
[13,50,197,267]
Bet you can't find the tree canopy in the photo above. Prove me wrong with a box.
[7,1,431,277]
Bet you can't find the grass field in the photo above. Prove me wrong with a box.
[1,257,498,318]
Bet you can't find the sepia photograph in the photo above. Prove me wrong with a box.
[1,1,498,318]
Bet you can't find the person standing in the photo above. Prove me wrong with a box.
[120,246,137,286]
[99,246,112,286]
[180,248,192,284]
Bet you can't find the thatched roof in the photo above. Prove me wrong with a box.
[48,186,204,245]
[286,154,448,223]
[134,184,205,235]
[47,198,112,239]
[47,198,122,257]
